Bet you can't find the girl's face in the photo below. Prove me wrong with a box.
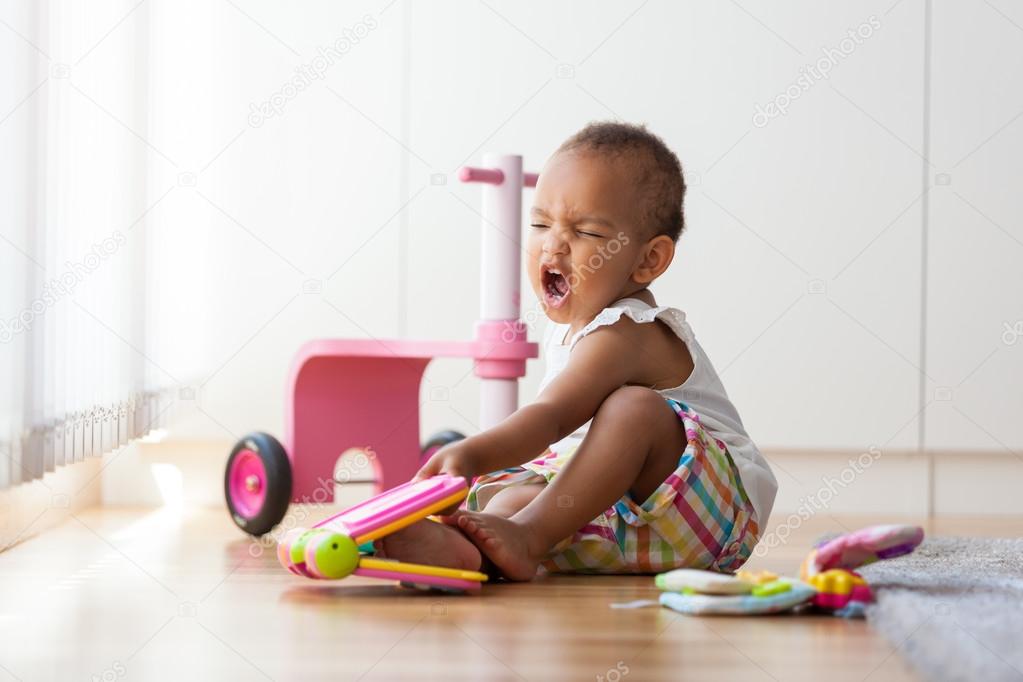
[527,150,647,326]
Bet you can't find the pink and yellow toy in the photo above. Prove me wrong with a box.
[654,524,925,618]
[223,155,540,537]
[800,523,923,616]
[801,524,924,579]
[277,474,488,592]
[805,569,872,610]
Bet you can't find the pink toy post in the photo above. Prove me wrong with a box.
[224,155,539,537]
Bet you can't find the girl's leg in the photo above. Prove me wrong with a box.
[454,386,686,580]
[375,482,543,570]
[376,519,483,570]
[477,483,546,517]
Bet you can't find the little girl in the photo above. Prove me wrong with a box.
[380,121,777,580]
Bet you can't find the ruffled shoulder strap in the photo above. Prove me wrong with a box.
[567,297,693,349]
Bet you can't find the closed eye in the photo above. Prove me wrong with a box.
[577,230,604,238]
[530,223,549,229]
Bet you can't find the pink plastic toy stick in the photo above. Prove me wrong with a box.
[312,474,467,540]
[458,166,504,185]
[353,567,482,591]
[523,172,538,188]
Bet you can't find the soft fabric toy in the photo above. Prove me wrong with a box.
[654,568,816,615]
[659,578,816,616]
[801,524,924,579]
[735,569,779,586]
[650,524,924,618]
[654,568,758,595]
[798,524,922,616]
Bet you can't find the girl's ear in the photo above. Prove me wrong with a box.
[631,235,676,285]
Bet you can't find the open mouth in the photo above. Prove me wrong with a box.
[541,265,570,308]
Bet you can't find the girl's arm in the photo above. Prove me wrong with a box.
[415,318,644,479]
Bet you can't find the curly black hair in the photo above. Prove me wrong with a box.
[557,121,687,242]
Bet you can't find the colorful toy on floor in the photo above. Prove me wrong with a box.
[735,569,779,586]
[805,569,873,615]
[653,524,924,617]
[277,474,488,593]
[800,523,924,578]
[800,524,922,616]
[658,574,816,615]
[655,568,759,595]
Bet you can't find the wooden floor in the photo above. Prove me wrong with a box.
[1,508,1020,682]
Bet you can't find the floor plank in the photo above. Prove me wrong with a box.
[1,507,1019,681]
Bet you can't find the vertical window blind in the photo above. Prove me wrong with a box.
[1,1,172,491]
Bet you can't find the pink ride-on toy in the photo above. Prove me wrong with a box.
[225,155,540,536]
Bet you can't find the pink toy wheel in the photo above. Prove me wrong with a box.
[225,432,292,536]
[420,429,465,465]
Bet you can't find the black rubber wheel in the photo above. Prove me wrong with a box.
[224,432,292,536]
[420,429,466,465]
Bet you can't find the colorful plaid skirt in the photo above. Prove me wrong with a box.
[466,399,761,574]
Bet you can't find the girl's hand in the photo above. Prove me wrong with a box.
[413,440,480,485]
[413,441,481,515]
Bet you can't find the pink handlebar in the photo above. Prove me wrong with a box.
[458,166,538,188]
[458,167,504,185]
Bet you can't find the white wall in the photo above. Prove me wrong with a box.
[10,1,1016,512]
[402,1,929,458]
[924,2,1023,455]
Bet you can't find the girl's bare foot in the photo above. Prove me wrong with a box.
[450,511,544,581]
[376,519,482,571]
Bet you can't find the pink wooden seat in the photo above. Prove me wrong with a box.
[285,332,536,500]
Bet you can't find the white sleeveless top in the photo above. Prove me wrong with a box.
[537,297,777,522]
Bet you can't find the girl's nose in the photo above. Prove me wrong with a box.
[543,228,568,255]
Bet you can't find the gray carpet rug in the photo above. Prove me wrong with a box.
[859,536,1023,682]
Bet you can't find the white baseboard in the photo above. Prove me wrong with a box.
[0,457,102,550]
[931,451,1023,515]
[100,440,375,510]
[767,449,929,516]
[4,441,1018,552]
[767,449,1023,516]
